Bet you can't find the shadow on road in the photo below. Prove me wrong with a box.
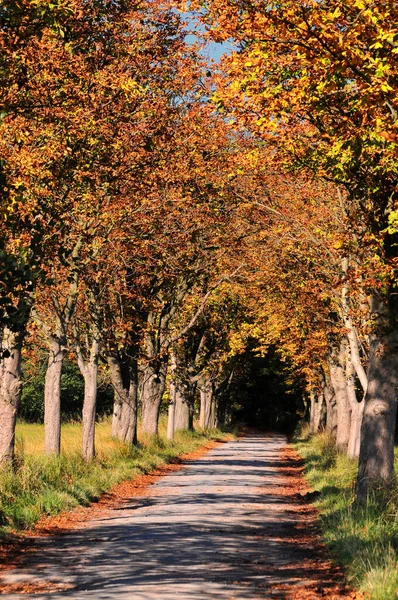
[0,435,349,599]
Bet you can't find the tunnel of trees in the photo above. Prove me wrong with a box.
[224,348,304,434]
[0,0,397,504]
[18,348,304,434]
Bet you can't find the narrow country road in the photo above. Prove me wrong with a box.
[1,434,348,599]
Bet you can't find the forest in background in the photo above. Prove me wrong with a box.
[0,0,397,511]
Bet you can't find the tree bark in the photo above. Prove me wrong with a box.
[329,343,351,451]
[107,352,138,446]
[309,389,316,434]
[325,394,337,437]
[215,367,235,428]
[356,296,398,501]
[112,385,122,438]
[81,361,98,461]
[117,358,138,445]
[174,385,194,431]
[167,380,176,441]
[140,278,220,437]
[38,238,82,455]
[199,375,217,429]
[140,358,168,436]
[167,350,178,440]
[341,257,368,391]
[346,345,364,459]
[312,391,326,433]
[167,348,195,438]
[77,333,100,461]
[348,398,364,460]
[339,265,368,460]
[323,370,337,437]
[44,338,65,454]
[302,393,310,422]
[0,328,23,463]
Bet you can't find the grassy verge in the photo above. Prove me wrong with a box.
[294,427,398,600]
[0,418,230,538]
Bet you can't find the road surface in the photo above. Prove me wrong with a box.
[0,434,347,599]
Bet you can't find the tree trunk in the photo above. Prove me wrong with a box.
[312,391,326,433]
[81,361,98,461]
[167,348,195,438]
[39,239,82,456]
[341,258,368,391]
[217,392,229,427]
[199,375,217,429]
[215,367,235,428]
[0,328,23,463]
[118,359,138,445]
[107,353,138,446]
[309,389,316,434]
[140,358,168,436]
[167,380,176,441]
[302,394,310,422]
[77,334,100,461]
[174,386,193,431]
[323,371,337,437]
[325,394,337,437]
[44,338,66,454]
[167,350,178,440]
[356,296,398,501]
[329,344,351,451]
[348,400,364,460]
[346,345,364,459]
[112,399,121,438]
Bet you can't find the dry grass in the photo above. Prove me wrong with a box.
[15,420,117,458]
[15,417,172,458]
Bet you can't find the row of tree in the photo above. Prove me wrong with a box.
[191,0,398,502]
[0,0,263,461]
[0,0,397,504]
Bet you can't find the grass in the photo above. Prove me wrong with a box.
[295,426,398,600]
[0,418,230,538]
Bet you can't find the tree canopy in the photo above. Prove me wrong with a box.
[0,0,397,502]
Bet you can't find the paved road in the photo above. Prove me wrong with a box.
[1,434,338,599]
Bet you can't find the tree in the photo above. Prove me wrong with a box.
[0,0,84,462]
[194,0,398,498]
[2,0,210,456]
[116,107,259,436]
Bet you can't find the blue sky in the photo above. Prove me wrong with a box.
[183,14,234,63]
[185,32,233,62]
